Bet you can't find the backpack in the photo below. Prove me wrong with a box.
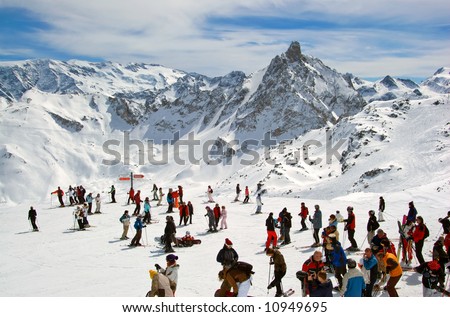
[233,261,254,275]
[423,225,429,239]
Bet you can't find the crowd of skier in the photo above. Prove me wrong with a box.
[28,182,450,298]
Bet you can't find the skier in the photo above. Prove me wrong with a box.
[109,185,116,203]
[68,186,76,205]
[243,186,250,203]
[156,254,180,296]
[147,270,173,297]
[280,208,292,245]
[127,187,135,205]
[28,206,38,231]
[308,271,333,297]
[205,206,217,232]
[432,237,449,270]
[187,201,194,224]
[151,184,158,201]
[407,201,418,223]
[298,202,309,231]
[94,193,101,213]
[370,228,388,254]
[322,225,339,269]
[330,235,347,290]
[133,190,142,216]
[361,248,378,297]
[216,238,239,269]
[220,205,228,230]
[81,203,90,228]
[213,203,221,227]
[178,202,188,226]
[297,251,325,296]
[399,220,414,265]
[166,188,174,213]
[340,258,365,297]
[234,184,241,202]
[207,185,214,203]
[335,210,344,223]
[414,256,446,297]
[366,210,380,246]
[180,231,196,247]
[143,197,151,224]
[74,206,85,230]
[265,212,278,250]
[376,249,403,297]
[266,247,287,297]
[51,186,65,207]
[157,188,164,206]
[163,216,176,253]
[177,185,183,204]
[378,196,385,222]
[343,206,358,251]
[438,211,450,234]
[309,204,322,247]
[119,210,130,240]
[85,193,93,214]
[129,215,145,247]
[412,216,427,265]
[255,193,263,214]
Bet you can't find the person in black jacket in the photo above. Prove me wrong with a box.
[281,209,292,245]
[28,206,39,231]
[366,210,380,245]
[216,238,239,269]
[438,211,450,234]
[164,216,176,253]
[265,212,278,250]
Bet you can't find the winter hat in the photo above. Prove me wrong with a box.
[347,258,357,269]
[166,254,178,262]
[225,238,233,246]
[149,270,157,279]
[369,210,375,215]
[186,231,190,235]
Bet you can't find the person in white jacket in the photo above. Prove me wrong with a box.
[95,193,101,213]
[220,206,228,229]
[147,270,173,297]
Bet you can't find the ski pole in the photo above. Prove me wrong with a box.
[434,227,443,240]
[360,233,368,249]
[144,226,149,247]
[267,261,272,295]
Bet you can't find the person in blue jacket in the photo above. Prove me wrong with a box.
[130,215,146,247]
[340,259,366,297]
[361,248,378,296]
[330,234,347,290]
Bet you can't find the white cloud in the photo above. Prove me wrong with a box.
[1,0,449,78]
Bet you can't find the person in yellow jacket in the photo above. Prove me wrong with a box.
[376,250,403,297]
[146,270,174,297]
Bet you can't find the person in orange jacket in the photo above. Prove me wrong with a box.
[51,186,65,207]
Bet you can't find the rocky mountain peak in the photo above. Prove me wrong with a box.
[284,41,302,63]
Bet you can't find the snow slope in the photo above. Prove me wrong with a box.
[1,184,448,297]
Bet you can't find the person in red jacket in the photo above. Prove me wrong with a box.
[128,187,135,205]
[243,186,250,203]
[298,202,309,231]
[296,251,325,296]
[178,186,184,204]
[178,202,189,226]
[412,216,427,264]
[343,206,358,251]
[213,204,221,227]
[51,186,65,207]
[133,190,142,216]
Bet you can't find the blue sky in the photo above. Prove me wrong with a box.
[0,0,449,80]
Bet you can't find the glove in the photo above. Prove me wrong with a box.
[155,264,162,270]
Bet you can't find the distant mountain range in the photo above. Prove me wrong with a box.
[0,41,449,204]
